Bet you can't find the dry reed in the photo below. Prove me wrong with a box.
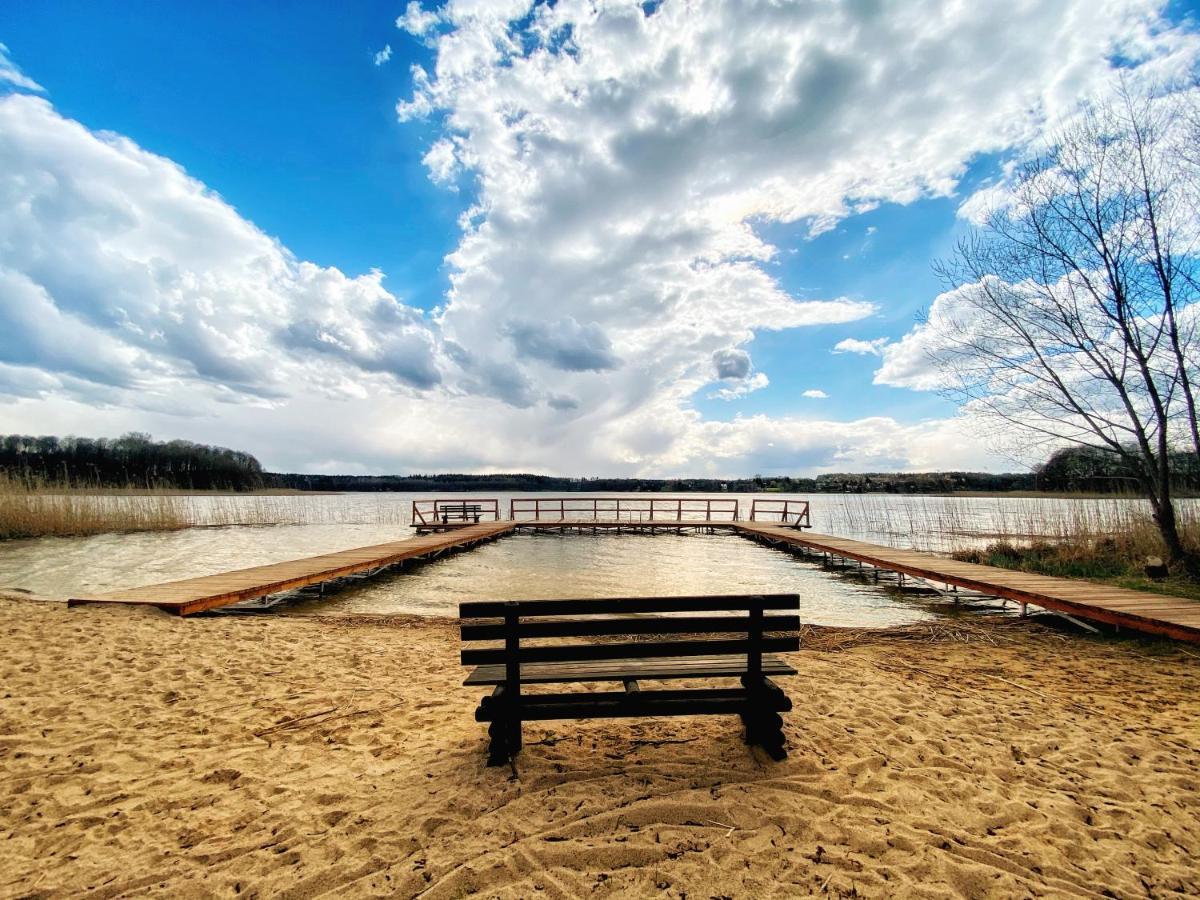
[798,617,1056,653]
[822,492,1200,556]
[0,474,408,541]
[0,473,190,539]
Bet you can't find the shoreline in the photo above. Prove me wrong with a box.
[3,599,1197,897]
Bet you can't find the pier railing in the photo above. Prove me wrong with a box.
[749,499,811,528]
[412,498,501,526]
[509,497,740,522]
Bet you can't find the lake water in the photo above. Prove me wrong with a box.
[0,491,1188,626]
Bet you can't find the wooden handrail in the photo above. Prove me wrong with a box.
[508,497,741,522]
[748,499,810,528]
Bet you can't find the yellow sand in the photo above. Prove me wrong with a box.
[1,597,1198,898]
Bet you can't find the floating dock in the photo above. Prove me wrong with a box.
[67,496,1200,642]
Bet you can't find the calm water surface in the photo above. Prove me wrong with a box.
[283,531,941,626]
[1,491,1186,626]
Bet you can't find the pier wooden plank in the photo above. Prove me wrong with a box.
[734,524,1200,643]
[68,521,516,616]
[64,509,1200,643]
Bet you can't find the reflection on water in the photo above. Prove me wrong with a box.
[284,532,940,627]
[0,490,1183,626]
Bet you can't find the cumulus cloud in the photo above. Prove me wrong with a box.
[708,348,769,400]
[421,138,459,184]
[833,338,889,356]
[396,2,441,38]
[0,94,443,412]
[1,3,1196,476]
[393,0,1196,452]
[709,372,769,401]
[712,349,751,380]
[0,43,43,92]
[802,389,829,399]
[505,317,620,372]
[873,281,1004,392]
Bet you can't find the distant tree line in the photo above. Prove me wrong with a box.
[1032,445,1199,494]
[0,433,266,490]
[3,434,1195,495]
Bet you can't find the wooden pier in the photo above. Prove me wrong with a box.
[68,521,515,616]
[63,496,1200,642]
[734,523,1200,643]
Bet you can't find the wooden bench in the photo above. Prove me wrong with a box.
[459,594,800,765]
[440,502,482,523]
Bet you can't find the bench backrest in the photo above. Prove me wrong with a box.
[440,502,482,521]
[459,594,800,678]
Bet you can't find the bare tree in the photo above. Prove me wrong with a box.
[927,85,1200,571]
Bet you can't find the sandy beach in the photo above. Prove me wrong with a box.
[2,597,1198,898]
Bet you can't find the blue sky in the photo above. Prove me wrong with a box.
[0,1,1197,475]
[0,2,457,294]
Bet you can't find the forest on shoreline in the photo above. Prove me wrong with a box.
[2,432,1198,496]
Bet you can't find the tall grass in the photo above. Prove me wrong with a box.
[822,492,1200,594]
[0,473,190,540]
[821,493,1200,552]
[0,474,408,541]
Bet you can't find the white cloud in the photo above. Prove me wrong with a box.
[396,2,441,38]
[0,94,444,413]
[709,372,769,401]
[956,182,1014,226]
[802,389,829,399]
[396,0,1196,444]
[833,337,889,356]
[373,45,393,66]
[421,137,459,184]
[0,43,43,93]
[1,4,1197,475]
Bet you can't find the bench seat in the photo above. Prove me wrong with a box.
[476,684,793,722]
[464,653,796,686]
[458,594,801,765]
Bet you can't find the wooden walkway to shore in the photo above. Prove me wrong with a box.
[63,498,1200,642]
[68,521,515,616]
[734,523,1200,643]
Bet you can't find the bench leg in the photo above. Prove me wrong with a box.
[483,684,520,766]
[487,719,511,766]
[485,716,522,766]
[741,676,789,761]
[742,710,786,761]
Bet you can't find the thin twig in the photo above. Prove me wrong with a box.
[257,702,406,737]
[253,707,339,737]
[983,674,1100,715]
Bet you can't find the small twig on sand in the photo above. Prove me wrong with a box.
[707,819,736,837]
[872,660,1100,716]
[631,738,697,748]
[254,701,404,738]
[982,674,1099,715]
[254,707,338,737]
